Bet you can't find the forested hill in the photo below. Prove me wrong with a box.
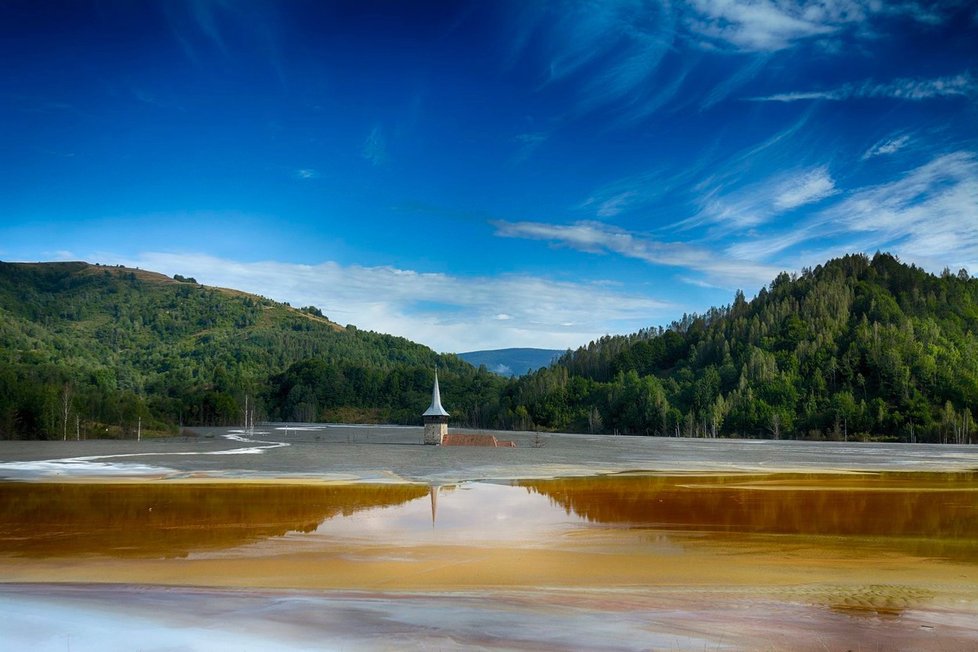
[0,261,506,439]
[505,253,977,443]
[4,255,977,443]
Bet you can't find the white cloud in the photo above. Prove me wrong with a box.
[683,0,861,51]
[750,73,977,102]
[819,152,978,269]
[683,0,959,52]
[693,166,837,229]
[724,228,812,261]
[862,134,911,159]
[726,151,978,273]
[751,90,842,102]
[594,191,638,218]
[871,74,977,100]
[493,219,779,289]
[94,252,671,353]
[773,167,838,210]
[294,168,320,179]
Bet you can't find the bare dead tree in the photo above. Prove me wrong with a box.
[60,383,72,442]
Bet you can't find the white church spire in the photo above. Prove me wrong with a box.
[422,370,449,445]
[423,370,449,417]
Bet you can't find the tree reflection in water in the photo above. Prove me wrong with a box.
[0,482,428,558]
[522,472,978,560]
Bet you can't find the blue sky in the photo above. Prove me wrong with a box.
[2,1,976,353]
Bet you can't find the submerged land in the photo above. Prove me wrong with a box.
[1,426,977,650]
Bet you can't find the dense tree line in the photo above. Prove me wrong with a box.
[0,262,504,439]
[506,253,977,443]
[2,255,976,443]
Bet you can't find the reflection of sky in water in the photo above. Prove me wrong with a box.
[290,473,978,561]
[3,474,976,651]
[3,473,976,561]
[312,483,582,546]
[0,586,723,652]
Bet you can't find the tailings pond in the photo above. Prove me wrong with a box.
[1,471,977,650]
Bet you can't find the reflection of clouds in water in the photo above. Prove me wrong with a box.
[0,591,303,652]
[0,586,722,651]
[316,482,583,545]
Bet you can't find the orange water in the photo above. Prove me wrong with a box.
[0,473,976,604]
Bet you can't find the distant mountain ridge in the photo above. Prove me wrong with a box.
[458,348,563,377]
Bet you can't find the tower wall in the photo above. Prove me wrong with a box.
[423,416,448,445]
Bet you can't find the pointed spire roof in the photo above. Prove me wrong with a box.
[422,370,449,417]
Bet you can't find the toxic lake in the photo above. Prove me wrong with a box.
[1,425,977,650]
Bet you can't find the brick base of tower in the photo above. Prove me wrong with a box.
[423,417,448,445]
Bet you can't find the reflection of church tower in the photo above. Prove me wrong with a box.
[430,485,439,527]
[423,370,449,445]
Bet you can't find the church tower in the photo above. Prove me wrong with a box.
[422,370,449,445]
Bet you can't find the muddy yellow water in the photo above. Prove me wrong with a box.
[524,472,978,559]
[0,482,430,557]
[1,472,976,616]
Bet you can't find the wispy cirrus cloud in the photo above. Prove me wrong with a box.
[683,0,846,51]
[691,166,838,229]
[492,219,779,288]
[817,151,978,269]
[683,0,959,52]
[97,251,671,352]
[579,173,664,219]
[862,134,912,159]
[592,192,638,218]
[750,72,977,102]
[774,167,839,210]
[536,153,976,291]
[699,56,771,110]
[509,0,963,124]
[726,151,978,273]
[510,1,681,121]
[578,153,720,221]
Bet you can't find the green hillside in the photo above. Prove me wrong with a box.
[3,254,977,443]
[504,253,977,443]
[0,261,506,439]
